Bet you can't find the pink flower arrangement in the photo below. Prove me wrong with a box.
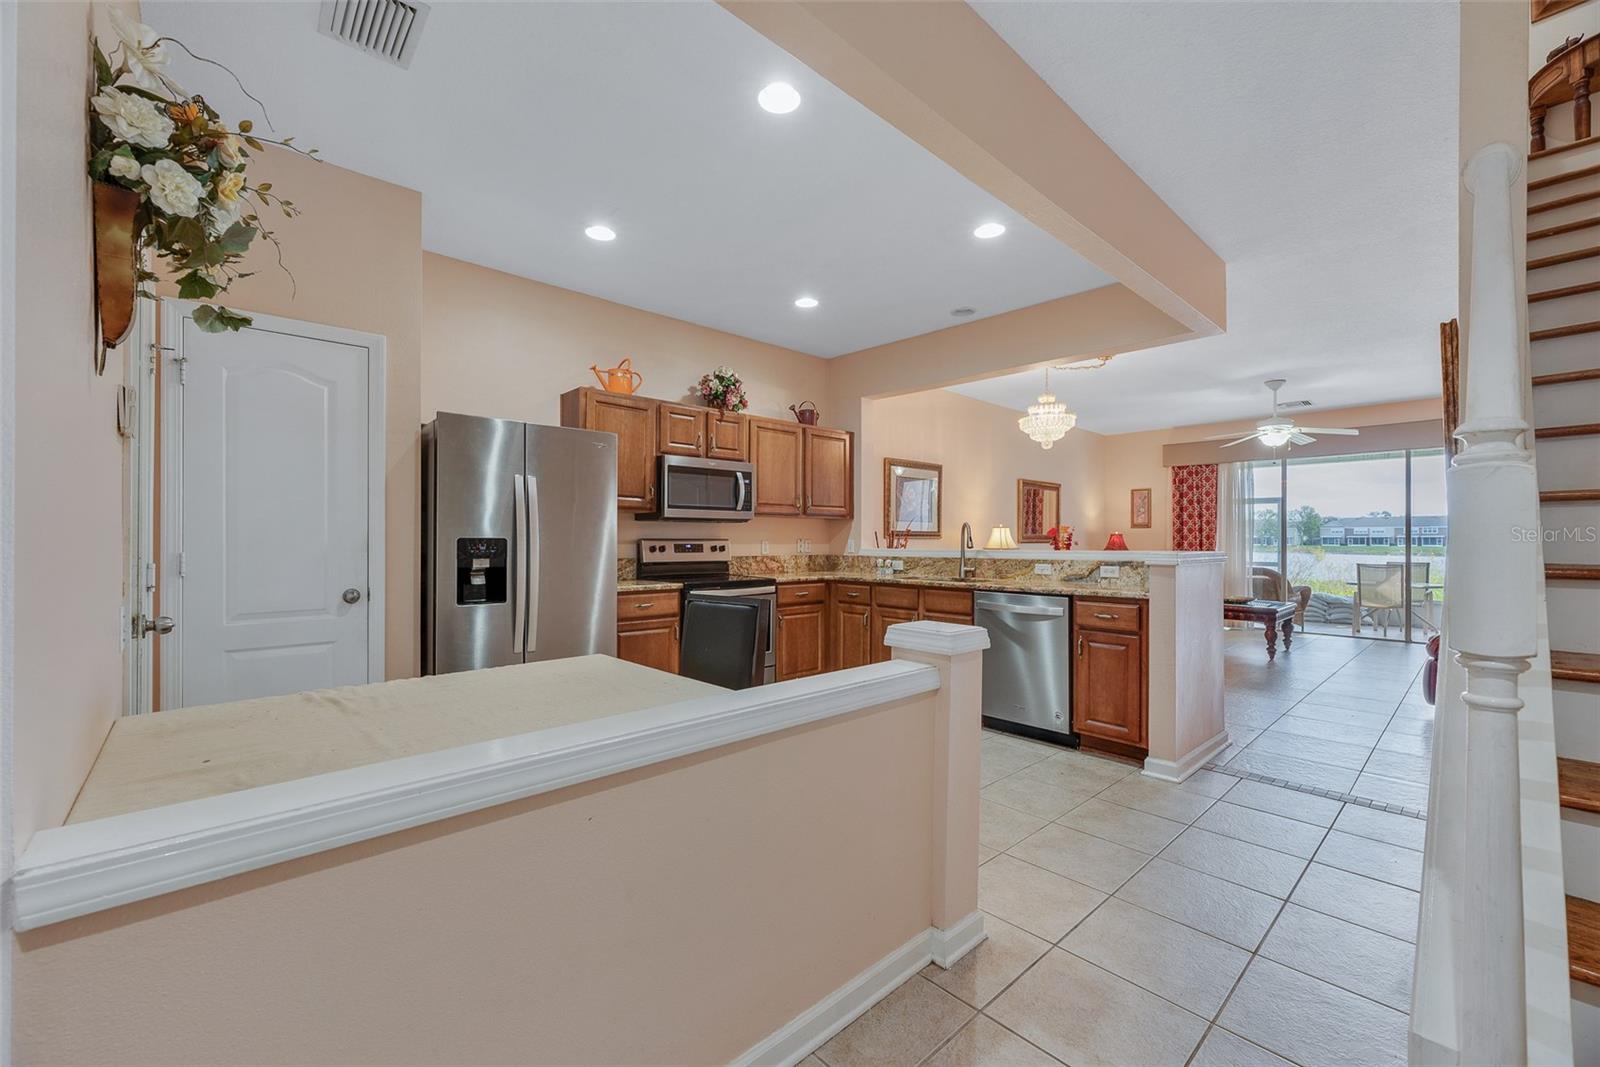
[697,365,748,412]
[1045,525,1074,551]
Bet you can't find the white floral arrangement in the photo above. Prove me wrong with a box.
[88,10,313,331]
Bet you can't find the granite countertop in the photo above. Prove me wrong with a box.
[618,575,1145,600]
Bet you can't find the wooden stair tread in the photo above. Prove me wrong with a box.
[1570,896,1600,987]
[1531,320,1600,341]
[1535,423,1600,439]
[1531,163,1600,192]
[1530,279,1600,302]
[1548,563,1600,580]
[1530,216,1600,241]
[1533,135,1600,160]
[1559,758,1600,814]
[1553,650,1600,683]
[1532,368,1600,385]
[1530,188,1600,216]
[1542,488,1600,502]
[1529,245,1600,270]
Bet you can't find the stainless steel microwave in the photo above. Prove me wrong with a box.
[647,454,756,521]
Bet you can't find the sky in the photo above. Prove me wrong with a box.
[1247,451,1447,520]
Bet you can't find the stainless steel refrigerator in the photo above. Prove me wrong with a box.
[422,412,617,674]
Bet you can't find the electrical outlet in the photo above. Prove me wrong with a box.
[1034,563,1052,576]
[798,539,810,554]
[1099,564,1120,579]
[890,559,905,571]
[847,538,856,553]
[760,540,770,554]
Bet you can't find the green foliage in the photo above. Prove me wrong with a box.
[191,304,252,333]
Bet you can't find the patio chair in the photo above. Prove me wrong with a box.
[1352,563,1405,636]
[1250,566,1312,626]
[1408,561,1439,634]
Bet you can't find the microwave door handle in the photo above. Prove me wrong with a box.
[512,474,528,655]
[736,470,747,513]
[525,474,540,655]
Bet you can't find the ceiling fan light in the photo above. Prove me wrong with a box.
[1258,426,1294,448]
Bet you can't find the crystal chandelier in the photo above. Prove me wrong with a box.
[1017,367,1077,449]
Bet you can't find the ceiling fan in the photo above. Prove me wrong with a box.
[1203,379,1360,449]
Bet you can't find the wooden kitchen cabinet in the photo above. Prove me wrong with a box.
[706,411,749,461]
[803,427,852,518]
[1072,598,1147,747]
[656,403,706,457]
[560,388,657,511]
[776,602,826,680]
[830,584,873,671]
[616,591,681,674]
[870,605,918,664]
[751,418,805,515]
[920,587,974,625]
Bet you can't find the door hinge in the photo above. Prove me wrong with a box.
[173,354,188,386]
[178,551,188,578]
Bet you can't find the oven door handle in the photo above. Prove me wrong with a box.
[688,586,777,598]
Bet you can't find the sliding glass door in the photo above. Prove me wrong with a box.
[1251,448,1447,643]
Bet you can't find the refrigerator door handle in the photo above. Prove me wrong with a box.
[513,473,528,655]
[525,474,540,654]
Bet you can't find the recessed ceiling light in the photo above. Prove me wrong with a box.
[973,222,1006,240]
[794,296,819,309]
[758,82,802,114]
[950,306,976,317]
[585,224,616,242]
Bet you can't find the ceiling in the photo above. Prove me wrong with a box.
[142,1,1112,358]
[949,1,1459,434]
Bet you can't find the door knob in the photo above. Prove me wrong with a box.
[343,588,363,604]
[137,614,174,637]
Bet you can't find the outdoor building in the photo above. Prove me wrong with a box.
[1319,515,1449,547]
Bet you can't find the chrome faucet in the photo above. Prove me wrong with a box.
[959,522,977,579]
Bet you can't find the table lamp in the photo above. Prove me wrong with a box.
[1104,532,1129,551]
[986,525,1018,550]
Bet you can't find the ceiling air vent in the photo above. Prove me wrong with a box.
[1279,399,1314,409]
[318,0,430,69]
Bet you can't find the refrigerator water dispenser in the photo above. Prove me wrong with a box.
[456,538,507,605]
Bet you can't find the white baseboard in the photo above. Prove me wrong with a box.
[1142,729,1230,784]
[731,913,986,1067]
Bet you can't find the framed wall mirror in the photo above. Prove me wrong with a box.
[1017,479,1061,543]
[884,458,942,540]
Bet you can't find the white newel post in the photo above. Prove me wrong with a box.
[1453,141,1537,1066]
[885,620,990,967]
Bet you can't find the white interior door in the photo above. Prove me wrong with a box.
[165,304,383,709]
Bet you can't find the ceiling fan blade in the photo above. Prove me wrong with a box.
[1201,430,1258,441]
[1218,434,1260,448]
[1289,433,1315,446]
[1294,427,1360,436]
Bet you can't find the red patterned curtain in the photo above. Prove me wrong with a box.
[1171,464,1219,551]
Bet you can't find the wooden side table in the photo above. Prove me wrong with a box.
[1223,599,1297,661]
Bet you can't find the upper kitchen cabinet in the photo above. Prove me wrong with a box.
[706,411,749,461]
[750,418,804,515]
[560,388,657,511]
[803,427,852,518]
[657,402,707,457]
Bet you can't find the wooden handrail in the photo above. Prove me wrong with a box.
[1530,34,1598,152]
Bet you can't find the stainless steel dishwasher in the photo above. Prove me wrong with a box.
[974,591,1077,745]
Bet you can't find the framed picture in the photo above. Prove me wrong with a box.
[884,458,942,539]
[1130,487,1153,529]
[1017,479,1061,543]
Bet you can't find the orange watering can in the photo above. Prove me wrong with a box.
[591,358,643,395]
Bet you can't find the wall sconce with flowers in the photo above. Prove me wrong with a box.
[87,10,314,371]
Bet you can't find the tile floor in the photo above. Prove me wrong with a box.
[812,630,1430,1067]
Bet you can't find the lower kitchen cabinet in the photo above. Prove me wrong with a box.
[831,585,873,671]
[776,602,826,679]
[870,606,919,664]
[616,591,681,674]
[1072,599,1147,747]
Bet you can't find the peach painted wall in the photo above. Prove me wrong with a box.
[863,389,1107,550]
[421,252,851,556]
[156,148,425,681]
[1098,398,1446,551]
[13,697,939,1065]
[8,0,139,858]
